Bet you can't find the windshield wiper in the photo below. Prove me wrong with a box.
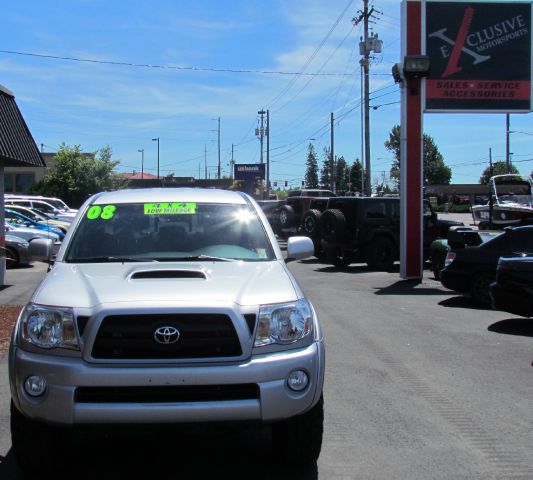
[158,255,233,262]
[68,256,158,263]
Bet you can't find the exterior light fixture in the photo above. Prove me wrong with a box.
[402,55,431,78]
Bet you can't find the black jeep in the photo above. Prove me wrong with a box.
[319,197,462,270]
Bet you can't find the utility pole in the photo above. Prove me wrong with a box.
[217,117,221,179]
[152,137,160,181]
[257,110,266,164]
[204,144,207,180]
[266,110,270,199]
[506,113,510,174]
[256,110,266,198]
[230,144,235,180]
[330,112,335,192]
[354,1,382,196]
[137,148,144,179]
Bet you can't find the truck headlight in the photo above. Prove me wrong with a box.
[21,304,79,350]
[255,299,312,347]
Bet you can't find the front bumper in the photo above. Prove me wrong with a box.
[10,341,324,426]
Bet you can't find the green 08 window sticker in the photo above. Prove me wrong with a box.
[144,202,197,215]
[86,205,116,220]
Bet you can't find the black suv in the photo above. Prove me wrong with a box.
[319,197,461,270]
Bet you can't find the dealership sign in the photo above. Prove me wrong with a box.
[425,1,532,112]
[234,163,265,181]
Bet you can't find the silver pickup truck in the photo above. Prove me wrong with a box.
[9,188,325,474]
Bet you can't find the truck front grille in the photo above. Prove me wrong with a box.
[75,384,259,403]
[92,313,242,359]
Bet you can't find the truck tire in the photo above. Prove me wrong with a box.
[279,205,296,229]
[11,401,71,475]
[302,209,322,238]
[320,209,347,243]
[366,237,396,271]
[271,395,324,465]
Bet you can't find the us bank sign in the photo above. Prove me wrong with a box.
[425,1,532,112]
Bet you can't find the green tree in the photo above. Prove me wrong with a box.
[479,161,520,184]
[334,156,350,193]
[385,124,452,188]
[349,159,364,194]
[320,147,332,189]
[31,144,126,207]
[304,143,319,188]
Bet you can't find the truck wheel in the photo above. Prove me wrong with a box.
[320,209,346,243]
[302,209,322,238]
[366,237,396,271]
[271,395,324,465]
[470,272,493,306]
[279,205,296,229]
[11,401,71,475]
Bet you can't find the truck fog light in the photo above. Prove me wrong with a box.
[287,370,309,392]
[24,375,47,397]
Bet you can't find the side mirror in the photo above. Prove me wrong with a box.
[28,238,53,263]
[285,236,314,263]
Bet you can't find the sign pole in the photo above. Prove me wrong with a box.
[400,0,424,280]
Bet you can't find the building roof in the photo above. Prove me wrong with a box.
[0,85,46,167]
[117,171,159,180]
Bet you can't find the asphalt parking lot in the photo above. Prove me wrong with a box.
[1,216,531,479]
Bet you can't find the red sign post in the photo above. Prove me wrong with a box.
[400,0,425,279]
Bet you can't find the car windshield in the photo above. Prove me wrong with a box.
[498,194,533,206]
[64,201,275,263]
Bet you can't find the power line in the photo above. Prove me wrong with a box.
[267,0,355,108]
[272,25,356,114]
[0,49,352,77]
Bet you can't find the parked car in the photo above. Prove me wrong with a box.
[5,194,78,214]
[440,225,533,305]
[429,227,502,280]
[9,188,325,475]
[4,222,61,243]
[4,234,30,268]
[318,197,463,270]
[3,204,71,233]
[5,209,65,240]
[4,198,76,222]
[490,256,533,317]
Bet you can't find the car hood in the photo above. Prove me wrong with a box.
[31,261,300,309]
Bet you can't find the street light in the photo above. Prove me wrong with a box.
[152,137,160,180]
[137,149,144,180]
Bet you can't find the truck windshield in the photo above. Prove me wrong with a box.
[65,202,275,262]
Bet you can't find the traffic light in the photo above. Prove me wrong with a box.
[284,181,288,187]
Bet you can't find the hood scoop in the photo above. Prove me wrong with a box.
[130,270,207,280]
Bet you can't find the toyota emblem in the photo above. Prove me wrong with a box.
[154,326,180,345]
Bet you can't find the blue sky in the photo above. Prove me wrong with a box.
[1,0,532,189]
